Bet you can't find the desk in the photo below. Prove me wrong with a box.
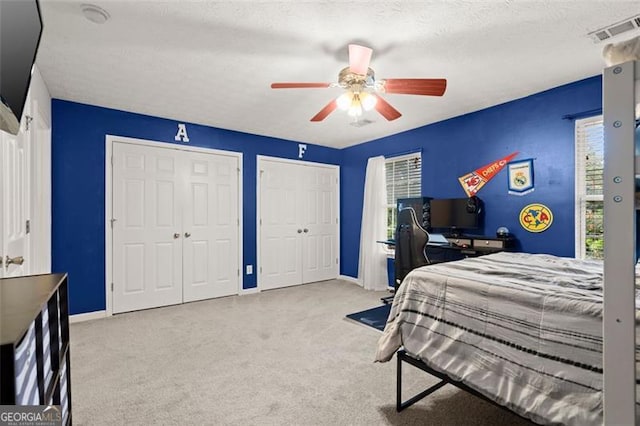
[379,236,514,260]
[378,236,515,295]
[426,237,514,261]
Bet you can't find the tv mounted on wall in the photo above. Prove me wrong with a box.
[429,197,482,236]
[0,0,43,135]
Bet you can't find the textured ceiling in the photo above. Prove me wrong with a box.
[36,1,640,149]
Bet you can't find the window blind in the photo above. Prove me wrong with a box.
[576,118,604,196]
[385,154,422,240]
[385,155,422,205]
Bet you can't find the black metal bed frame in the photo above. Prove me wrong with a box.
[396,350,530,421]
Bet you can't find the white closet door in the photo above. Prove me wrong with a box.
[301,166,338,283]
[182,151,239,302]
[259,160,303,290]
[112,143,183,313]
[1,119,30,278]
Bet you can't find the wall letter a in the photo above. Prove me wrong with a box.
[175,124,190,142]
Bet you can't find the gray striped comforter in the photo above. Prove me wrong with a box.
[375,252,640,426]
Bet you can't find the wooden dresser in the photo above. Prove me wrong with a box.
[0,273,71,425]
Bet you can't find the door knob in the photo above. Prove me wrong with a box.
[184,232,191,238]
[297,229,302,233]
[174,233,180,239]
[5,255,24,266]
[303,228,309,233]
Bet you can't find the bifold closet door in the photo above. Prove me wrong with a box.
[300,166,338,283]
[259,160,303,290]
[259,158,339,290]
[112,143,240,313]
[182,151,239,302]
[112,143,183,313]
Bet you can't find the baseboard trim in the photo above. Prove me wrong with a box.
[338,275,361,286]
[240,287,260,295]
[70,310,107,323]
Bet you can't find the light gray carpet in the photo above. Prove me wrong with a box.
[69,280,535,425]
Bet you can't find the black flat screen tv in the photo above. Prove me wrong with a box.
[429,197,480,234]
[0,0,43,135]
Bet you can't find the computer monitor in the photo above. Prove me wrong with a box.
[429,197,481,236]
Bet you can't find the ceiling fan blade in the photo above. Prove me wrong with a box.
[373,95,402,121]
[348,44,372,75]
[271,83,332,89]
[382,79,447,96]
[310,99,338,122]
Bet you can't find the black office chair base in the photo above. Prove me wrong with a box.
[381,295,394,305]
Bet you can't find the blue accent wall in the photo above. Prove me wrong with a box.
[51,100,340,314]
[53,75,603,314]
[340,76,602,278]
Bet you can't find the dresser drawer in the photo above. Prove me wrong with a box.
[473,239,505,249]
[446,238,472,247]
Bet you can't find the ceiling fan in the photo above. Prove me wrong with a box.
[270,44,447,122]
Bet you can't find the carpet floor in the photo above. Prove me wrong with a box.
[69,279,535,425]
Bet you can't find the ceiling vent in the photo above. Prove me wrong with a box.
[589,14,640,43]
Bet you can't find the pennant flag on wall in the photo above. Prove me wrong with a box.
[458,151,518,196]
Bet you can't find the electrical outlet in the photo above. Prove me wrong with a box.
[246,265,253,275]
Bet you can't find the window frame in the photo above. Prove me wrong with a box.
[385,152,422,242]
[574,115,604,260]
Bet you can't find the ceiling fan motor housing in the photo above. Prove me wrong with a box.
[338,67,375,91]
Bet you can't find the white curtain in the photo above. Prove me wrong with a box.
[358,156,389,291]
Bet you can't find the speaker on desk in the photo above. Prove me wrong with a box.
[466,196,481,214]
[422,202,431,229]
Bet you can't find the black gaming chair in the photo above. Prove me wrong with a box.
[394,207,430,292]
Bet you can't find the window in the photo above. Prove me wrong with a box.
[575,116,604,259]
[385,153,422,240]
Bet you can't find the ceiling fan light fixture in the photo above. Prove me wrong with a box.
[360,92,377,111]
[336,92,352,111]
[348,95,363,117]
[270,43,446,123]
[347,106,362,117]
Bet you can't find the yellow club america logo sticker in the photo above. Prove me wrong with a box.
[519,203,553,232]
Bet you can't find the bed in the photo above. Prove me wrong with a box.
[375,251,640,425]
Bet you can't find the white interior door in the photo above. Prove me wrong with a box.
[301,165,339,283]
[182,151,239,302]
[259,160,303,290]
[29,103,51,274]
[112,142,183,313]
[259,158,339,290]
[1,113,30,278]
